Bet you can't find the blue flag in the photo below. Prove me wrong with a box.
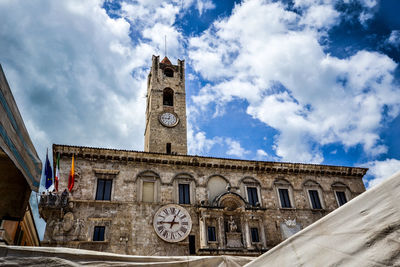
[45,151,53,189]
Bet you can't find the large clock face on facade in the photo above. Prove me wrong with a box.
[159,112,179,127]
[153,204,192,243]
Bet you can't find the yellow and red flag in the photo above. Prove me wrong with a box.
[68,155,74,192]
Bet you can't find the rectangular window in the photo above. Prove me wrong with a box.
[142,181,155,202]
[278,188,291,208]
[166,143,171,154]
[189,235,196,255]
[207,226,216,242]
[336,191,347,206]
[95,179,112,200]
[251,227,260,243]
[309,190,322,209]
[247,187,259,206]
[93,226,105,241]
[179,184,190,204]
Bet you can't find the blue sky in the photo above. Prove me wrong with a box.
[0,0,400,237]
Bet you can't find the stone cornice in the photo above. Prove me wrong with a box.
[52,144,368,178]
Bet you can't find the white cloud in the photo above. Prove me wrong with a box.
[187,126,221,155]
[363,159,400,188]
[386,30,400,49]
[225,138,250,157]
[0,0,208,167]
[299,4,340,30]
[188,0,400,163]
[0,1,150,158]
[196,0,215,15]
[255,149,279,161]
[256,149,268,158]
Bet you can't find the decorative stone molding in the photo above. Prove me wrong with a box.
[53,144,368,178]
[93,169,120,175]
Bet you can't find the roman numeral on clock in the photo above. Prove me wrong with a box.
[163,230,169,238]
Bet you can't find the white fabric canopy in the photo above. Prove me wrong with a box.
[0,245,254,266]
[246,171,400,267]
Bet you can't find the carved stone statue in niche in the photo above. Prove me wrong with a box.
[228,216,237,232]
[226,216,243,248]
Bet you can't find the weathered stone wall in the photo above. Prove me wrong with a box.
[40,145,367,256]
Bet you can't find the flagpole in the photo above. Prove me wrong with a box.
[46,148,48,193]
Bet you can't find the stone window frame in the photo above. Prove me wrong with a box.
[274,178,295,209]
[93,226,105,241]
[206,218,218,244]
[136,170,161,203]
[88,218,111,242]
[95,179,112,201]
[172,173,196,205]
[92,169,119,202]
[250,227,260,243]
[303,180,325,210]
[239,177,262,207]
[331,182,351,207]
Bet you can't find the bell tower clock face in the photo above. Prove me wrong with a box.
[159,112,179,127]
[153,204,192,243]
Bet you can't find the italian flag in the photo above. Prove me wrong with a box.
[68,155,75,192]
[55,153,60,192]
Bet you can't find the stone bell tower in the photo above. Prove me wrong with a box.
[144,55,187,155]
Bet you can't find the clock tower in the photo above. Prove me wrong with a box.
[144,55,187,155]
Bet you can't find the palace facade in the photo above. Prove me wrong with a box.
[39,56,367,256]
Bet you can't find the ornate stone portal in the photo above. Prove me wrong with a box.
[198,191,266,254]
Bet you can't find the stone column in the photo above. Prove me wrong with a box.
[217,215,225,249]
[199,213,208,249]
[244,216,252,249]
[259,218,267,248]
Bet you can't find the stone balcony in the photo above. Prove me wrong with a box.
[38,190,71,221]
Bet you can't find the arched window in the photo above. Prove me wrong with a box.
[163,88,174,106]
[164,68,174,77]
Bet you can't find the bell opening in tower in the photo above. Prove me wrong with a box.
[164,68,174,77]
[163,88,174,106]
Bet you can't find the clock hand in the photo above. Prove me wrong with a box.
[169,215,178,228]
